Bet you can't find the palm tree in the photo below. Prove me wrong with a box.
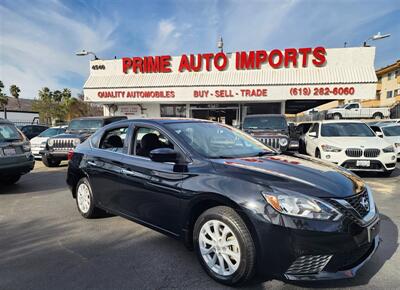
[9,85,21,109]
[0,80,8,111]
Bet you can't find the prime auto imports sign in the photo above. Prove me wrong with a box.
[121,47,327,74]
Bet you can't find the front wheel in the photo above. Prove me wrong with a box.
[42,155,61,167]
[193,206,256,286]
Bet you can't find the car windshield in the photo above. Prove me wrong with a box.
[0,124,23,142]
[382,126,400,136]
[243,116,287,130]
[321,123,375,137]
[39,127,66,137]
[167,122,275,158]
[68,119,103,131]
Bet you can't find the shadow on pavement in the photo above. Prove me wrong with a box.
[0,168,68,195]
[284,213,398,289]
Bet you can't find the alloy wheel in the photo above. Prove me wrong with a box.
[77,183,91,213]
[198,220,241,276]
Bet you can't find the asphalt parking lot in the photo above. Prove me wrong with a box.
[0,161,399,290]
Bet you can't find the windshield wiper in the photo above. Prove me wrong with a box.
[251,151,277,157]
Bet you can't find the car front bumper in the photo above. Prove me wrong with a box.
[249,196,380,280]
[319,150,396,172]
[40,150,69,160]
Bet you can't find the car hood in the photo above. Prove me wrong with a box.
[212,154,366,198]
[384,136,400,144]
[318,136,392,148]
[50,133,90,141]
[30,136,48,145]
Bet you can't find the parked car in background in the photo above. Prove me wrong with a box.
[67,118,380,285]
[30,125,68,159]
[370,124,400,160]
[304,120,396,176]
[0,119,35,185]
[326,102,390,120]
[20,124,49,140]
[368,119,400,126]
[295,122,314,154]
[242,114,290,151]
[40,116,126,167]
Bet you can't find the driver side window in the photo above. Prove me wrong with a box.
[132,127,174,158]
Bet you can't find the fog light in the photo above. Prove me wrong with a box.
[326,155,331,159]
[392,156,396,160]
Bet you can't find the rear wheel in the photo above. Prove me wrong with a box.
[373,112,383,120]
[0,175,21,185]
[193,206,256,286]
[42,155,61,167]
[75,178,104,218]
[333,113,342,120]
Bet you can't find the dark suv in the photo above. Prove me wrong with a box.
[242,114,291,152]
[40,116,126,167]
[0,119,35,185]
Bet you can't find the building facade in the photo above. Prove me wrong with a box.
[83,47,377,125]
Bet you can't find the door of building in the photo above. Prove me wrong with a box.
[190,104,240,126]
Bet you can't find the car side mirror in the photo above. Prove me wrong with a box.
[376,131,383,138]
[149,148,178,163]
[309,132,317,138]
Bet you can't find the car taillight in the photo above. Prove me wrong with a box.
[67,150,74,160]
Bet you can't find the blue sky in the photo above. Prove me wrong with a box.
[0,0,399,99]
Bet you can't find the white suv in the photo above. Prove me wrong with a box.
[304,120,397,176]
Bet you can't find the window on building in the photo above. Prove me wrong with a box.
[377,77,382,83]
[394,89,399,97]
[396,70,400,78]
[388,72,393,80]
[160,105,186,117]
[387,91,393,99]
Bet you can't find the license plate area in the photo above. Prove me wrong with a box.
[3,148,17,156]
[356,160,370,167]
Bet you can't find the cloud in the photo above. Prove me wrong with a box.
[148,19,185,55]
[0,0,118,99]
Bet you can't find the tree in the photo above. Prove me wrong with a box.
[9,85,21,109]
[0,80,8,110]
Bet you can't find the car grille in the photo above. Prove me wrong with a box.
[52,139,75,150]
[257,137,287,150]
[345,148,380,158]
[364,148,380,158]
[285,255,332,275]
[345,148,362,157]
[344,189,370,218]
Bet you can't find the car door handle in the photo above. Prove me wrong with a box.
[87,161,97,166]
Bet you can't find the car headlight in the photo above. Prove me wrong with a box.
[383,145,395,153]
[321,144,342,152]
[279,138,288,147]
[48,139,54,147]
[73,139,81,146]
[263,191,342,221]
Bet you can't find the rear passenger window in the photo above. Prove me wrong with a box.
[99,127,128,152]
[133,127,174,158]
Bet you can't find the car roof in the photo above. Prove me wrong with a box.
[314,120,365,124]
[114,117,214,126]
[71,116,126,121]
[243,114,285,118]
[0,118,13,124]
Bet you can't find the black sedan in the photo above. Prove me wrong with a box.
[67,118,380,285]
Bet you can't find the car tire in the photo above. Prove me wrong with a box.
[75,177,104,218]
[333,113,342,120]
[42,155,61,167]
[1,175,21,185]
[373,112,383,120]
[193,206,256,286]
[315,148,321,159]
[378,170,393,177]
